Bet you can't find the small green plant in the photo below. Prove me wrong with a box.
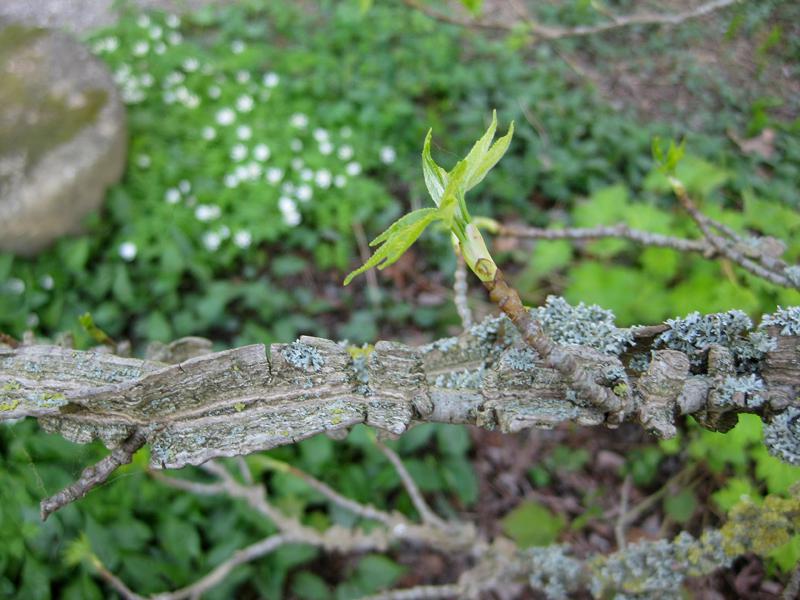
[344,110,513,285]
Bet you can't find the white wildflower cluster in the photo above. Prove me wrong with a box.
[88,8,396,260]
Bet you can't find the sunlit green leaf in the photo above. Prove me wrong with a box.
[422,130,448,206]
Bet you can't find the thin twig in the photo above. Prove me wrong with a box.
[614,475,633,550]
[354,221,382,306]
[783,560,800,600]
[453,252,473,330]
[673,184,795,288]
[283,463,396,525]
[41,429,147,521]
[160,534,291,600]
[497,223,711,255]
[358,583,463,600]
[403,0,740,41]
[376,440,448,529]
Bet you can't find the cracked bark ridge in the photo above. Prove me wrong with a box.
[2,307,799,474]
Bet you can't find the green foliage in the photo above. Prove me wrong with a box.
[500,501,565,547]
[346,111,513,285]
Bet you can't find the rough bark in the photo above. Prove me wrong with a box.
[2,306,798,471]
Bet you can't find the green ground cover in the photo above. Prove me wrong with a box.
[2,0,799,597]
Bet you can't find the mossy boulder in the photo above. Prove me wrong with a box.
[0,23,126,255]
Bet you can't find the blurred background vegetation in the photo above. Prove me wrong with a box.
[1,0,800,597]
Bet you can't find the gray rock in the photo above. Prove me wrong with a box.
[0,24,126,256]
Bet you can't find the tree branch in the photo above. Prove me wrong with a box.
[402,0,741,41]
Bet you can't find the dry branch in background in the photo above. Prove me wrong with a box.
[402,0,742,41]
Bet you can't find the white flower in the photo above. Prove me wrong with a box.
[26,313,39,328]
[236,125,253,140]
[202,126,216,140]
[235,165,250,180]
[40,274,54,290]
[231,144,248,161]
[266,167,283,184]
[6,278,24,295]
[236,94,254,112]
[202,231,221,251]
[263,72,280,88]
[290,139,303,152]
[290,113,308,128]
[119,241,137,261]
[216,108,236,125]
[231,40,246,54]
[175,86,190,102]
[319,141,333,156]
[137,14,151,28]
[296,183,313,202]
[234,230,252,248]
[337,145,354,160]
[246,162,262,178]
[133,41,149,56]
[346,161,362,176]
[279,198,302,227]
[149,26,163,39]
[166,14,180,28]
[236,70,251,84]
[136,154,151,168]
[167,31,182,45]
[291,158,304,171]
[340,126,352,138]
[184,93,200,109]
[315,169,332,189]
[208,85,221,99]
[165,188,181,204]
[313,128,329,142]
[166,71,185,86]
[154,42,167,54]
[224,173,239,188]
[300,168,313,182]
[103,37,119,52]
[140,73,154,87]
[334,174,347,188]
[282,182,295,195]
[179,180,191,194]
[253,143,270,161]
[163,91,176,104]
[182,57,199,72]
[380,146,396,164]
[195,204,221,222]
[279,196,296,213]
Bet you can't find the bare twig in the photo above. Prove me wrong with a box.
[672,183,796,288]
[497,223,711,255]
[454,252,473,330]
[161,534,291,600]
[784,560,800,600]
[359,584,463,600]
[376,440,448,529]
[41,429,147,521]
[354,221,382,306]
[614,474,633,550]
[402,0,740,41]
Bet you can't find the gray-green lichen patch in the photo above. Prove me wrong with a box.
[501,347,539,372]
[761,305,800,336]
[589,530,729,599]
[716,374,766,409]
[784,266,800,287]
[533,296,634,355]
[656,310,776,373]
[282,342,324,372]
[764,405,800,465]
[433,366,484,389]
[525,546,583,600]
